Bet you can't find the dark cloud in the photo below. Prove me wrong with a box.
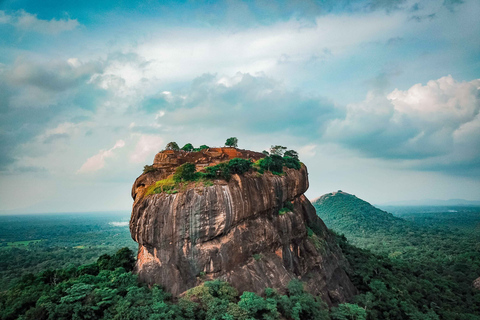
[386,37,404,46]
[141,96,169,114]
[0,57,106,171]
[409,13,436,22]
[14,166,48,173]
[156,73,340,138]
[443,0,464,11]
[365,68,402,94]
[409,3,421,12]
[368,0,406,12]
[7,58,102,92]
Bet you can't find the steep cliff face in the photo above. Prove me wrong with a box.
[130,148,356,305]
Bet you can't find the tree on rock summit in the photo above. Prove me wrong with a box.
[225,137,238,148]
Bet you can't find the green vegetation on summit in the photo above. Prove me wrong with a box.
[142,140,302,196]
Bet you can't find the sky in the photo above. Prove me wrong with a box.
[0,0,479,213]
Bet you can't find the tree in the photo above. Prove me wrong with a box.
[181,143,194,152]
[111,247,136,272]
[258,155,284,173]
[331,303,367,320]
[270,145,287,156]
[225,137,238,148]
[283,156,301,170]
[165,142,180,151]
[284,150,299,160]
[199,145,209,150]
[228,158,252,175]
[173,163,197,182]
[143,165,156,174]
[205,162,231,180]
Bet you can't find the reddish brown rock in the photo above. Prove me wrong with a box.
[130,148,356,305]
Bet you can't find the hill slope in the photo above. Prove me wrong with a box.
[314,191,403,232]
[313,191,480,319]
[313,191,480,260]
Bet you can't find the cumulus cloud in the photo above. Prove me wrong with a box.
[77,140,125,173]
[326,75,480,174]
[7,58,102,93]
[131,11,404,85]
[0,57,106,172]
[130,135,164,164]
[0,10,80,34]
[152,72,340,136]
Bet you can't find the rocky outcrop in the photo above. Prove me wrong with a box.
[130,148,356,305]
[474,277,480,290]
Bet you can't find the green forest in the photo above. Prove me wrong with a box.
[314,192,480,319]
[1,194,480,319]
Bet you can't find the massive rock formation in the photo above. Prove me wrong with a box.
[130,148,356,305]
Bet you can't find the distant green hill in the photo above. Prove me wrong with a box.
[313,191,421,257]
[314,191,403,231]
[312,191,480,319]
[313,190,480,262]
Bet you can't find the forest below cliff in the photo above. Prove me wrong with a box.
[1,197,479,319]
[314,192,480,319]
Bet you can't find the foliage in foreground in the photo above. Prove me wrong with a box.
[0,247,366,320]
[337,233,480,319]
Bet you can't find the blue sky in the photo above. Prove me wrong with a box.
[0,0,479,213]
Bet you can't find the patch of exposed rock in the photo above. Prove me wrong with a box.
[474,277,480,290]
[130,148,356,305]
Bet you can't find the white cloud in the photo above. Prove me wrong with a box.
[387,76,480,125]
[298,145,317,158]
[0,10,80,34]
[77,140,125,173]
[155,72,339,136]
[95,10,402,87]
[129,135,164,164]
[326,75,480,173]
[0,11,11,24]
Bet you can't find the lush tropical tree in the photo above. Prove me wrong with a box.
[225,137,238,148]
[173,163,197,182]
[228,158,252,174]
[284,150,299,160]
[331,303,367,320]
[165,142,180,151]
[258,154,284,173]
[270,145,287,156]
[181,143,194,152]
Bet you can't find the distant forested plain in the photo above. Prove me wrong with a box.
[315,193,480,319]
[0,212,136,289]
[1,201,480,319]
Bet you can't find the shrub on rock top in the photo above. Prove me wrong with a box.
[165,141,180,151]
[173,163,197,182]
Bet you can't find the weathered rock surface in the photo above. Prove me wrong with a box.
[474,277,480,290]
[130,148,356,305]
